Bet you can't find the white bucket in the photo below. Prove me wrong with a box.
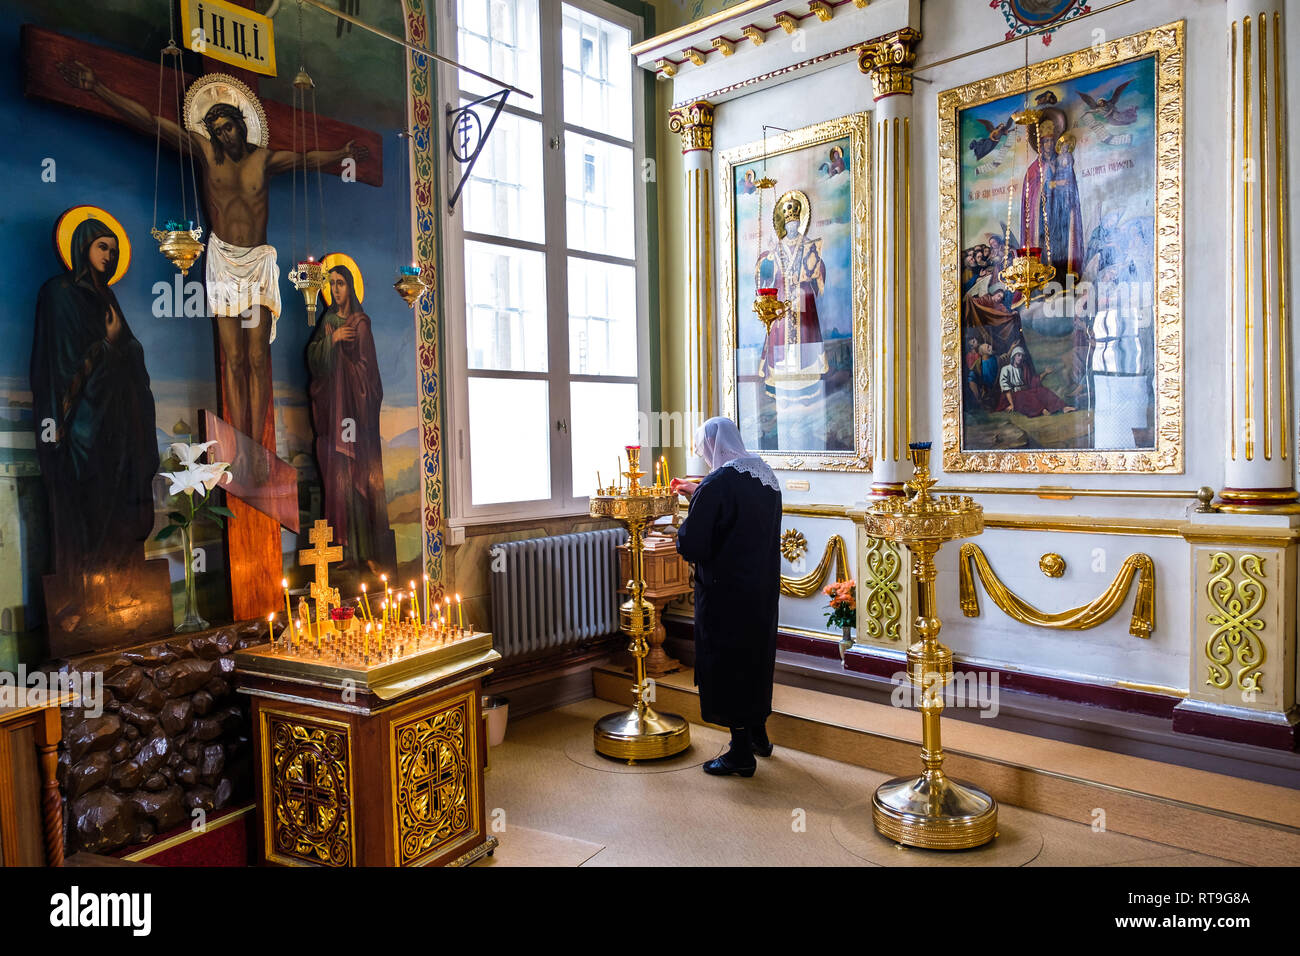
[483,695,509,747]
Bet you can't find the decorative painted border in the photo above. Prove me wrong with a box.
[937,21,1185,475]
[718,111,873,472]
[404,0,445,592]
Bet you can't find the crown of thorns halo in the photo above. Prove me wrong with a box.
[183,73,269,147]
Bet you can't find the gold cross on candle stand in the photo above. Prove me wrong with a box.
[299,519,342,610]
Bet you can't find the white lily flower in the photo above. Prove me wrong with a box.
[161,469,207,497]
[168,441,218,468]
[194,461,234,491]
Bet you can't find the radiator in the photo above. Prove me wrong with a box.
[489,529,627,658]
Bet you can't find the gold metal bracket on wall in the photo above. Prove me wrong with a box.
[780,534,849,597]
[957,543,1155,638]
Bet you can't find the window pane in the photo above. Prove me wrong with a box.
[462,109,545,243]
[568,258,637,376]
[457,0,541,103]
[561,4,632,141]
[570,382,639,499]
[465,241,548,372]
[469,378,551,504]
[564,133,634,258]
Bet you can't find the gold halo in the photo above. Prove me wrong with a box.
[54,205,132,285]
[321,252,364,306]
[773,188,811,238]
[184,73,269,148]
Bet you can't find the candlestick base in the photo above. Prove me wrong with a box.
[871,774,998,850]
[593,706,691,763]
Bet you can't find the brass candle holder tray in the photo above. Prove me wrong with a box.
[234,631,498,700]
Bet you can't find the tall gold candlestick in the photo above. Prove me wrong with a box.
[589,448,689,762]
[861,443,995,850]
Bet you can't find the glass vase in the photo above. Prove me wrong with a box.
[175,524,209,633]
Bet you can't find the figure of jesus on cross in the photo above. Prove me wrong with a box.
[56,60,368,443]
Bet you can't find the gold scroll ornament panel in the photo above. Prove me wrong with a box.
[1194,547,1291,713]
[390,691,479,866]
[718,112,872,472]
[263,711,355,868]
[937,21,1184,474]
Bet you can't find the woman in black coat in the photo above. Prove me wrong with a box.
[672,417,782,777]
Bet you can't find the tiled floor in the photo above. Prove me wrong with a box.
[482,699,1242,867]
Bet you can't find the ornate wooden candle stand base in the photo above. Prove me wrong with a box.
[861,444,996,851]
[236,633,501,867]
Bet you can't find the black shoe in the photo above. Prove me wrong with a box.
[703,751,756,777]
[751,723,773,758]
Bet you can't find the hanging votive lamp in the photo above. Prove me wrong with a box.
[751,174,789,334]
[289,255,328,325]
[394,263,426,307]
[150,40,205,275]
[1000,104,1056,300]
[151,219,204,275]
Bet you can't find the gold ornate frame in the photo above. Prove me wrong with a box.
[937,21,1184,474]
[719,112,872,472]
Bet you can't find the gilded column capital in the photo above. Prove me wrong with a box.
[858,27,921,100]
[668,100,715,153]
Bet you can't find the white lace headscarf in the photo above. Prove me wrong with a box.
[694,417,780,492]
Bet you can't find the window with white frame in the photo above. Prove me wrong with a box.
[445,0,648,522]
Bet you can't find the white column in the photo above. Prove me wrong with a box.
[669,100,717,475]
[1220,1,1297,511]
[860,29,920,497]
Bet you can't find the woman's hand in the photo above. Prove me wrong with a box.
[332,324,357,344]
[670,478,699,499]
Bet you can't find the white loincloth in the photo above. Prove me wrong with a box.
[205,233,282,343]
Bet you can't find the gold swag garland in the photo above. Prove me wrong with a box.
[781,534,850,598]
[958,543,1155,639]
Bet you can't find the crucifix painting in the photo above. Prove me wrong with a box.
[54,62,366,444]
[22,15,384,627]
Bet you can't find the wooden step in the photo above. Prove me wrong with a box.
[591,665,1300,865]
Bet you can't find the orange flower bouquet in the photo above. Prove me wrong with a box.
[823,579,857,630]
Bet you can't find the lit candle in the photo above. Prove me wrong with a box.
[455,593,464,629]
[410,580,420,626]
[382,574,391,624]
[361,583,373,622]
[267,613,275,646]
[444,595,452,631]
[661,455,669,487]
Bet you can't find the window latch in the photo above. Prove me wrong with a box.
[556,418,568,433]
